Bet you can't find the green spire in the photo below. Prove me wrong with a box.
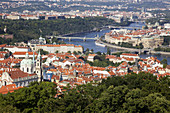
[25,52,29,59]
[33,51,35,63]
[37,50,41,60]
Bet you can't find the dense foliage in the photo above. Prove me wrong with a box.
[154,47,170,52]
[0,82,57,113]
[162,36,170,45]
[118,42,144,49]
[0,72,169,112]
[85,54,121,67]
[146,10,170,25]
[0,37,12,45]
[0,17,116,43]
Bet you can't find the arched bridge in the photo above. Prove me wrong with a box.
[51,36,98,41]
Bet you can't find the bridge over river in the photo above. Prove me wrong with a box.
[107,26,142,29]
[48,35,99,41]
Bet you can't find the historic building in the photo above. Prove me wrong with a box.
[36,52,43,82]
[105,29,164,49]
[0,70,38,88]
[35,44,83,53]
[20,52,35,74]
[0,52,43,88]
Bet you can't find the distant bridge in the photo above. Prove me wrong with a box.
[49,36,99,41]
[107,26,142,29]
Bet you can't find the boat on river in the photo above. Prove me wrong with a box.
[95,41,106,47]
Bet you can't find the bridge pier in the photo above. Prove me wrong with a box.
[69,37,71,41]
[83,37,86,42]
[138,50,142,55]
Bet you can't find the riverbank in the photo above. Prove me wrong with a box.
[99,39,170,56]
[61,21,133,37]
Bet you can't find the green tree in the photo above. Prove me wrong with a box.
[88,85,129,112]
[96,51,101,55]
[73,51,78,55]
[107,47,111,55]
[90,49,94,53]
[143,93,170,112]
[65,56,69,59]
[0,82,57,112]
[4,53,9,59]
[161,58,167,65]
[67,51,71,54]
[39,49,49,55]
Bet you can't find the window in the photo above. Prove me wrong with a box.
[4,81,6,86]
[31,68,33,73]
[27,68,29,72]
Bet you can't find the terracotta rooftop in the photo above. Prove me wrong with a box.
[13,52,38,55]
[0,84,23,94]
[8,70,36,80]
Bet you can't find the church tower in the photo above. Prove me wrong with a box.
[20,52,34,74]
[36,51,43,82]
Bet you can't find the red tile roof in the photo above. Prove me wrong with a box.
[8,70,36,79]
[13,52,38,55]
[0,44,7,48]
[0,84,23,94]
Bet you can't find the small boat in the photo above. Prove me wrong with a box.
[95,41,106,47]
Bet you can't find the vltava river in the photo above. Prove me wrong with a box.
[62,22,170,64]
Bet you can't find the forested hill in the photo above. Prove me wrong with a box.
[0,72,170,112]
[0,17,121,44]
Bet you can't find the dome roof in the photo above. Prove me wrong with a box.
[21,59,33,65]
[39,36,43,40]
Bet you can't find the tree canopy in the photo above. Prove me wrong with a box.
[0,72,169,112]
[0,17,117,43]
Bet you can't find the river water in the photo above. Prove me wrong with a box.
[62,22,170,64]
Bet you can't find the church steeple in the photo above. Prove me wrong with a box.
[37,51,41,60]
[59,73,63,82]
[25,52,29,59]
[33,51,35,63]
[36,51,43,82]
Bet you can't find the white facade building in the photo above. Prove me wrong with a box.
[4,46,30,53]
[35,44,83,53]
[120,53,140,59]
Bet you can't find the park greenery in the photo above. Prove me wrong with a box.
[154,47,170,52]
[118,42,144,49]
[85,53,133,67]
[86,55,116,67]
[0,17,117,44]
[162,36,170,46]
[161,58,168,68]
[0,72,169,112]
[145,10,170,25]
[112,51,130,57]
[0,37,12,45]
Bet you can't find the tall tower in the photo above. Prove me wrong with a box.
[4,26,7,33]
[32,50,35,73]
[36,51,43,82]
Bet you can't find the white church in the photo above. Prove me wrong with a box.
[0,52,43,88]
[20,51,43,82]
